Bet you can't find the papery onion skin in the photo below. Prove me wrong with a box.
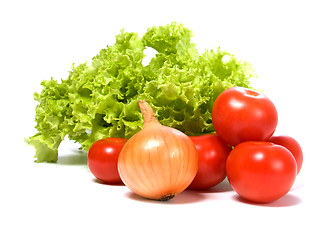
[118,100,199,201]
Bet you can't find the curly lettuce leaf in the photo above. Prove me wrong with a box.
[26,22,256,162]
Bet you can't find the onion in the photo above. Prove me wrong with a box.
[118,100,199,201]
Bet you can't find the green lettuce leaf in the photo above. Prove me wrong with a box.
[26,22,256,162]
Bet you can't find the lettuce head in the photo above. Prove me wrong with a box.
[26,22,255,163]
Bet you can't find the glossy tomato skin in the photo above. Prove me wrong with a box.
[269,135,303,175]
[188,133,231,190]
[212,87,278,146]
[87,138,127,184]
[226,141,297,203]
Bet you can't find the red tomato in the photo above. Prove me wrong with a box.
[212,87,278,146]
[188,133,231,190]
[87,137,127,184]
[269,135,303,175]
[226,141,297,203]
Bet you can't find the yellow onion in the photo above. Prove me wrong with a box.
[118,100,199,201]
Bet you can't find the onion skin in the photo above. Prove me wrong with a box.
[118,100,199,201]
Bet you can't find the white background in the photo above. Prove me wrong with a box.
[1,0,326,239]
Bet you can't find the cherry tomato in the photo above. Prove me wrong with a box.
[226,141,297,203]
[212,87,278,146]
[87,137,127,184]
[188,133,231,190]
[269,135,303,175]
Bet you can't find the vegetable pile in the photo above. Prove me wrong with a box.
[27,22,303,204]
[26,22,255,163]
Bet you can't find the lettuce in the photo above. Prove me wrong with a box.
[26,22,255,163]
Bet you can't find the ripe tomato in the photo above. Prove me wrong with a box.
[188,133,231,190]
[87,137,127,184]
[226,141,297,203]
[212,87,278,146]
[269,135,303,175]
